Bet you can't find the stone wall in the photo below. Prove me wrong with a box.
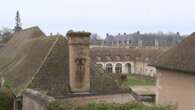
[22,89,55,110]
[156,69,195,110]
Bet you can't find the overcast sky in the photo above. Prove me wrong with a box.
[1,0,195,37]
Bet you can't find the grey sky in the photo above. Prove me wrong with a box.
[1,0,195,37]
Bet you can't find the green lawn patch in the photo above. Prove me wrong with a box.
[120,74,156,86]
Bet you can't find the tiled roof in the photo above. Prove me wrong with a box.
[151,32,195,73]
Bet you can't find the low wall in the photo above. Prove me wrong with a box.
[22,89,55,110]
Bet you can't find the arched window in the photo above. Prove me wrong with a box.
[106,63,113,73]
[115,63,122,73]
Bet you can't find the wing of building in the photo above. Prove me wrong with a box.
[91,47,165,76]
[151,33,195,110]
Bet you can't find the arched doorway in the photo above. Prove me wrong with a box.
[106,63,113,73]
[125,63,131,74]
[115,63,122,74]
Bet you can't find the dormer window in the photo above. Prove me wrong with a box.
[125,55,130,60]
[106,56,111,60]
[145,57,149,62]
[96,56,102,61]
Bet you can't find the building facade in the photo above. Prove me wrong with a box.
[90,31,184,48]
[91,47,164,77]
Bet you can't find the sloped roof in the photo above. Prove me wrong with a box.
[28,36,70,97]
[0,26,125,97]
[91,47,164,62]
[151,32,195,73]
[0,26,57,96]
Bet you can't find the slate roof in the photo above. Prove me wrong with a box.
[104,32,182,47]
[151,32,195,73]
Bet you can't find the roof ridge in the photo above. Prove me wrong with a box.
[17,36,60,96]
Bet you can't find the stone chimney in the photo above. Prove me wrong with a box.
[67,31,91,93]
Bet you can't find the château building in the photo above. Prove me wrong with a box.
[90,31,184,48]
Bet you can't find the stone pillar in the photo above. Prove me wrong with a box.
[67,31,91,93]
[122,63,126,74]
[113,63,116,73]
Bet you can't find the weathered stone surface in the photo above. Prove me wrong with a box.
[68,31,91,92]
[23,89,55,110]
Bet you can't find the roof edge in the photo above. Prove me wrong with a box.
[154,65,195,74]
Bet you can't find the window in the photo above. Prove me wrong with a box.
[106,56,111,60]
[115,63,122,73]
[119,40,122,44]
[125,55,130,60]
[106,63,113,73]
[113,41,117,45]
[129,40,132,44]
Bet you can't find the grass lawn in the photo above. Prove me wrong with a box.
[121,74,156,86]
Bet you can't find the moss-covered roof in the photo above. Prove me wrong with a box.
[0,26,124,97]
[0,26,57,96]
[151,32,195,73]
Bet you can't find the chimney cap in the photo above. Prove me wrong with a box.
[67,31,91,37]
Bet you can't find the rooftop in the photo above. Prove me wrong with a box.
[151,32,195,73]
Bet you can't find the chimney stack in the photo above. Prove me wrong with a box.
[67,31,91,93]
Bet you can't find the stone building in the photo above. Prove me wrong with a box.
[151,32,195,110]
[90,31,184,48]
[0,26,128,110]
[91,47,165,77]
